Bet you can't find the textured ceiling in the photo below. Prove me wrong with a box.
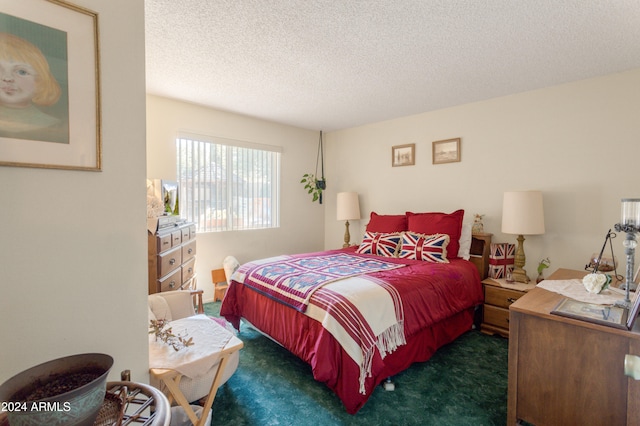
[145,0,640,131]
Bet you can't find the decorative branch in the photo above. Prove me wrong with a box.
[149,319,194,351]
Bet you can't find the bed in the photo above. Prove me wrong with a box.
[220,210,488,414]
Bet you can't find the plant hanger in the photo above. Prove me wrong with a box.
[316,130,326,203]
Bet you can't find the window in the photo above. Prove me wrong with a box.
[176,133,281,232]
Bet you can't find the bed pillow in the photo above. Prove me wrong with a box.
[406,209,464,258]
[365,212,408,233]
[356,232,402,257]
[458,223,472,260]
[398,232,450,263]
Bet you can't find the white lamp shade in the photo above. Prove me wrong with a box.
[337,192,361,221]
[502,190,545,235]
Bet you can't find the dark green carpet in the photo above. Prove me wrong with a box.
[204,302,508,426]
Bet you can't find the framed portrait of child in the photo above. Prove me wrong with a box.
[0,0,101,171]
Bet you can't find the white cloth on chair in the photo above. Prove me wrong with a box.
[149,314,234,379]
[223,256,240,283]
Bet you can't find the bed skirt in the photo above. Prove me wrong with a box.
[221,282,475,414]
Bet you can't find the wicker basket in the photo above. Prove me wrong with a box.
[93,387,126,426]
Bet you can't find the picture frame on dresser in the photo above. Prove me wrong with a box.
[552,291,640,330]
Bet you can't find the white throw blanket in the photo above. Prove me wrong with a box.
[305,275,406,394]
[149,315,233,378]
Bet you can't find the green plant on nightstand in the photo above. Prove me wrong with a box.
[537,257,550,283]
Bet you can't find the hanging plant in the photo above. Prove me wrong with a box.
[301,173,324,203]
[301,130,327,203]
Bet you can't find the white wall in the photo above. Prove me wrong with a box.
[324,69,640,278]
[146,95,325,302]
[0,1,148,383]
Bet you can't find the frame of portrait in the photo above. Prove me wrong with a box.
[0,0,101,171]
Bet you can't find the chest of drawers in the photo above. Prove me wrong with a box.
[148,222,197,294]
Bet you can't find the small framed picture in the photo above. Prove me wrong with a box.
[392,144,415,167]
[432,138,461,164]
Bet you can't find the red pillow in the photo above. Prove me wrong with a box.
[406,209,464,258]
[365,212,407,233]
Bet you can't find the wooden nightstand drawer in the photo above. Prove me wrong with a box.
[485,285,524,309]
[481,278,535,338]
[483,304,510,330]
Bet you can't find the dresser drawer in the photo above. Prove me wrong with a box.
[171,230,182,246]
[159,268,182,292]
[182,239,196,262]
[158,246,182,277]
[483,304,510,330]
[181,227,191,242]
[157,233,173,254]
[485,285,524,309]
[182,257,196,282]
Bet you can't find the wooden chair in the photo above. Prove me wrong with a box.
[148,290,242,426]
[211,269,228,302]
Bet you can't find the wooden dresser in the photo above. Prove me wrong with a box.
[148,221,197,294]
[508,268,640,425]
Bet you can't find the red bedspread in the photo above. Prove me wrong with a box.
[220,248,483,413]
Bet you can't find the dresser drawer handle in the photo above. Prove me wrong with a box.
[169,258,176,265]
[507,297,518,304]
[188,248,193,254]
[169,281,176,288]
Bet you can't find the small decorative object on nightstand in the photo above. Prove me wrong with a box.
[472,214,485,234]
[536,257,550,283]
[480,277,535,337]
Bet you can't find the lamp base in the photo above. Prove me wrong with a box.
[512,267,530,284]
[342,220,351,248]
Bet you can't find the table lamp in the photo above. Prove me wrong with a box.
[501,190,545,283]
[614,198,640,306]
[337,192,361,247]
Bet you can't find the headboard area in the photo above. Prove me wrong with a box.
[469,233,492,280]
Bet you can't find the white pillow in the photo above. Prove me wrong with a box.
[148,305,157,323]
[148,294,172,322]
[223,256,240,282]
[457,223,472,260]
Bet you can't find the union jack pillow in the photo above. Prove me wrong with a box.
[398,232,450,263]
[356,232,402,257]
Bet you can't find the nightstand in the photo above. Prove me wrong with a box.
[480,277,535,337]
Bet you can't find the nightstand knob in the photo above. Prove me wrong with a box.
[625,355,640,380]
[507,297,518,304]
